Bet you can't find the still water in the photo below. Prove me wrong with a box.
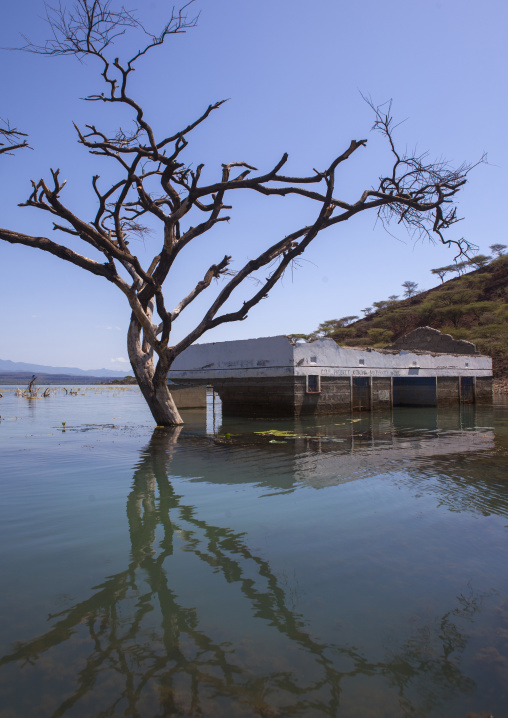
[0,386,507,718]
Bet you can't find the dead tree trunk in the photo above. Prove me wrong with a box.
[127,314,183,426]
[0,3,478,427]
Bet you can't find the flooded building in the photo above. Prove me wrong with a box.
[169,327,492,417]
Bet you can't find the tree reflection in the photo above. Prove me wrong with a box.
[0,428,487,717]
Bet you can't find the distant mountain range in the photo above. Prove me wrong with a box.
[0,358,128,378]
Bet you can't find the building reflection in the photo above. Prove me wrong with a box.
[1,421,501,716]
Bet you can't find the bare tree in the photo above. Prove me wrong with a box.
[0,1,477,426]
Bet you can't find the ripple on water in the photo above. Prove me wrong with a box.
[1,390,508,717]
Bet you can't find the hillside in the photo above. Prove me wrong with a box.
[300,255,508,377]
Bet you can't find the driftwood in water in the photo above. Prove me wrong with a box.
[15,375,51,398]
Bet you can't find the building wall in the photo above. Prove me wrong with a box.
[169,335,492,381]
[475,376,493,403]
[372,377,393,409]
[292,338,491,379]
[215,376,395,417]
[437,377,460,404]
[168,335,493,416]
[294,376,352,415]
[212,377,296,418]
[170,386,207,409]
[170,335,295,379]
[197,374,493,417]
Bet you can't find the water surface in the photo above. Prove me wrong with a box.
[1,386,507,717]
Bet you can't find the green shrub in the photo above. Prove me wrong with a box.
[463,302,498,321]
[328,327,357,342]
[434,304,466,327]
[476,312,497,327]
[367,328,393,345]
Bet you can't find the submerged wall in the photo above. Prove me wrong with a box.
[170,385,207,409]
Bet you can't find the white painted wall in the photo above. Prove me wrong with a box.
[168,335,492,380]
[169,336,295,379]
[293,338,492,378]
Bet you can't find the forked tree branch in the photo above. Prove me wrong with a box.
[0,227,123,281]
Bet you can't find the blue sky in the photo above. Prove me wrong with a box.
[1,0,506,370]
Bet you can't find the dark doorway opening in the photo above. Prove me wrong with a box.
[393,377,437,407]
[460,376,475,403]
[352,377,371,411]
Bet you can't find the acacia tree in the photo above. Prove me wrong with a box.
[468,254,491,269]
[431,266,452,283]
[489,243,507,257]
[402,280,419,298]
[316,316,359,336]
[1,1,476,426]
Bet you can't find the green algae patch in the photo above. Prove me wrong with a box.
[253,429,328,440]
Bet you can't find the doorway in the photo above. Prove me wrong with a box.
[352,377,371,411]
[393,377,437,407]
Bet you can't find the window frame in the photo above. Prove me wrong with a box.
[306,374,321,394]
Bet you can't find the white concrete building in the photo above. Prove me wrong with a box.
[169,328,492,417]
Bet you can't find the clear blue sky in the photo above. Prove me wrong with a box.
[1,0,506,370]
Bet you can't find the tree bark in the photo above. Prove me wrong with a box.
[127,314,183,426]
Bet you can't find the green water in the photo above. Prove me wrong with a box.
[0,386,507,717]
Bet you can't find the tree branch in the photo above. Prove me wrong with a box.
[168,255,232,325]
[0,119,30,155]
[0,227,122,281]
